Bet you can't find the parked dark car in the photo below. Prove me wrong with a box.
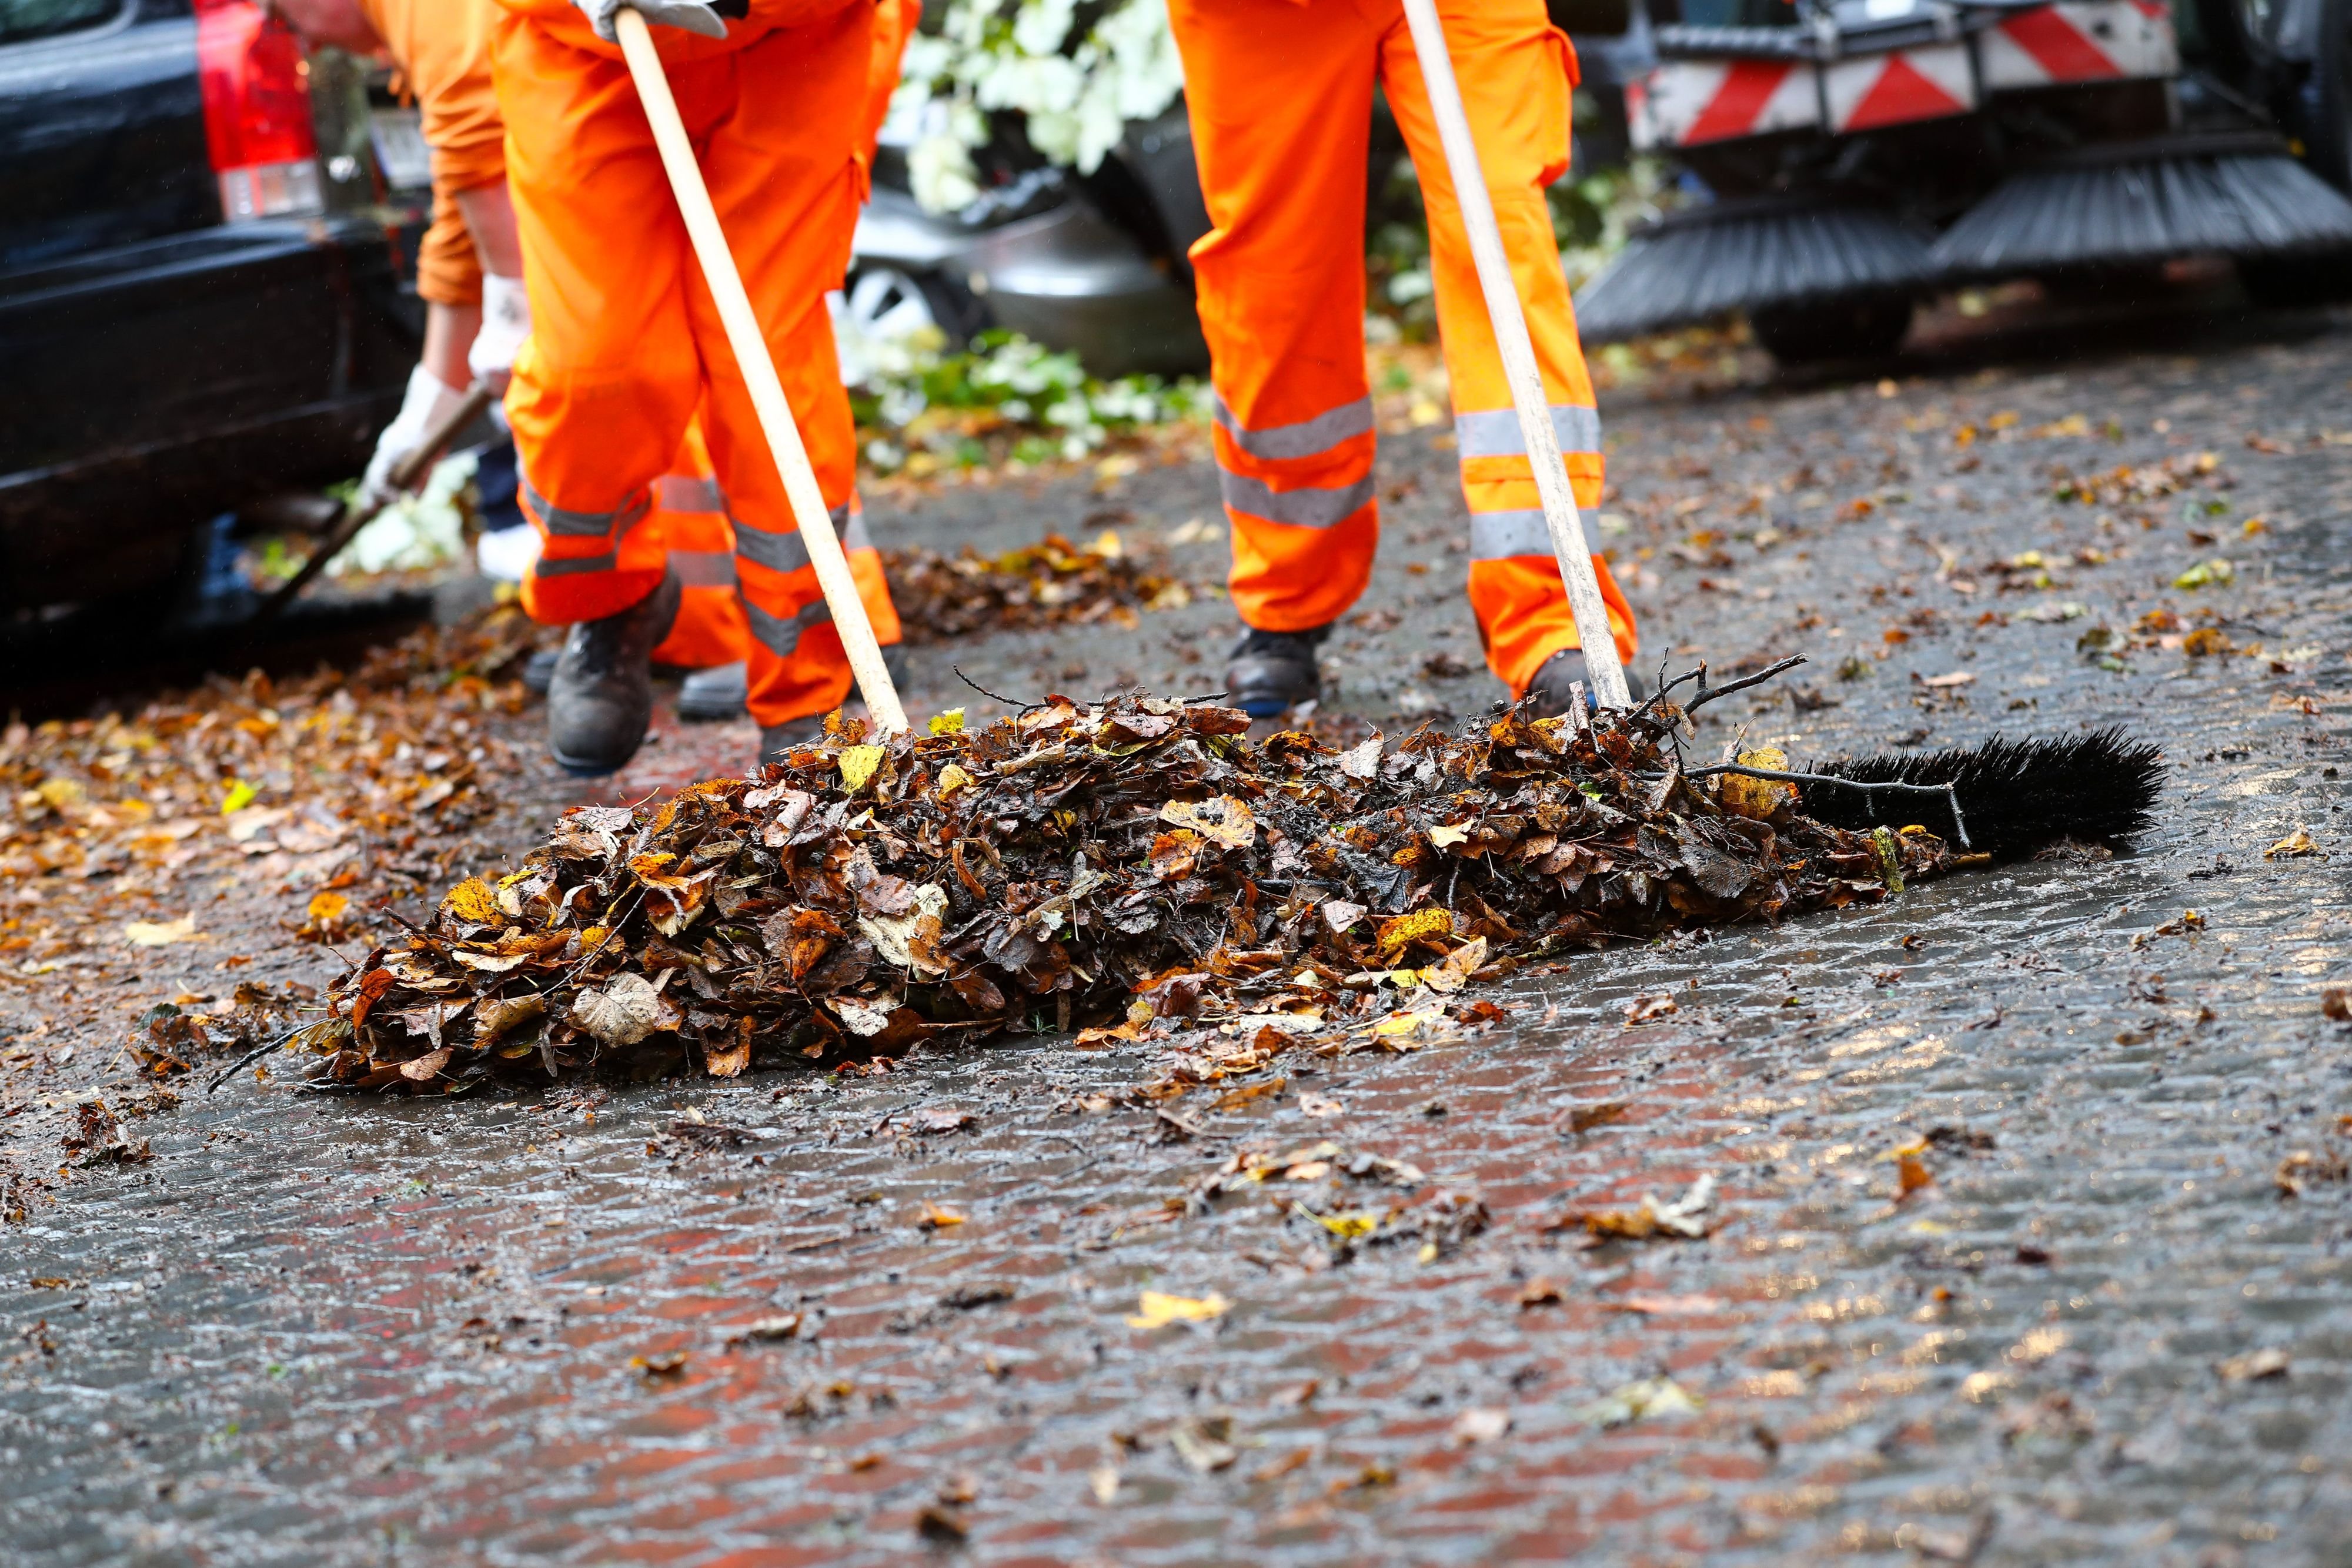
[0,0,420,619]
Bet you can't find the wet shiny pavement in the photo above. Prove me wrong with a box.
[9,318,2352,1566]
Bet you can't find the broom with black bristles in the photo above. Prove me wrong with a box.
[1929,132,2352,280]
[1573,196,1941,346]
[1798,729,2164,858]
[1657,658,2165,859]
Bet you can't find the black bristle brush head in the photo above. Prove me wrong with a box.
[1800,728,2163,860]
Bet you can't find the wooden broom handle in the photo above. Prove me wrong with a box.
[614,6,909,735]
[1398,0,1633,710]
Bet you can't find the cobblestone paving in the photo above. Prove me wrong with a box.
[7,312,2352,1566]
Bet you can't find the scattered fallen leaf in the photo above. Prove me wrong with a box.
[1518,1278,1566,1308]
[1168,1415,1239,1473]
[1575,1377,1702,1427]
[123,916,202,947]
[1452,1407,1512,1445]
[1127,1290,1230,1329]
[2264,827,2321,860]
[2216,1348,2289,1382]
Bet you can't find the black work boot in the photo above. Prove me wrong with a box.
[1224,623,1329,718]
[1523,646,1651,718]
[546,571,681,776]
[523,647,560,697]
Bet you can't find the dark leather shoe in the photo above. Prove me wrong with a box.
[523,647,559,696]
[1524,646,1651,717]
[1224,623,1328,718]
[546,571,681,776]
[676,660,747,722]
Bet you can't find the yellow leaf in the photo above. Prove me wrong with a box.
[1126,1290,1231,1329]
[35,778,83,811]
[937,763,974,796]
[918,1201,966,1229]
[219,779,256,815]
[1312,1210,1381,1239]
[306,891,350,924]
[1428,824,1471,849]
[440,877,502,925]
[2265,827,2320,860]
[1719,747,1795,820]
[123,916,201,947]
[928,708,967,736]
[839,744,886,791]
[1376,908,1453,954]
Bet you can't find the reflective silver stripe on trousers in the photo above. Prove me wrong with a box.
[742,594,834,655]
[1212,393,1376,462]
[1217,469,1376,531]
[533,551,620,578]
[733,504,870,575]
[1469,509,1570,561]
[656,474,724,513]
[1452,404,1603,460]
[667,549,737,588]
[520,470,652,539]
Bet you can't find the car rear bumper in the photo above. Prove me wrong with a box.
[0,213,415,610]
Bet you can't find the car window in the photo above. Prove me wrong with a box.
[0,0,122,45]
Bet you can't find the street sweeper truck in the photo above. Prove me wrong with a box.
[1572,0,2352,360]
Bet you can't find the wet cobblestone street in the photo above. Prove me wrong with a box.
[7,309,2352,1566]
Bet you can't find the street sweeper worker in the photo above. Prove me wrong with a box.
[1166,0,1642,718]
[515,0,926,728]
[268,0,762,717]
[269,0,527,498]
[490,0,904,775]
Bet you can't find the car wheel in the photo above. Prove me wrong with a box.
[1747,294,1914,365]
[839,265,990,353]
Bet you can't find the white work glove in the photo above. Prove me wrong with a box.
[363,364,470,504]
[570,0,727,41]
[467,273,530,395]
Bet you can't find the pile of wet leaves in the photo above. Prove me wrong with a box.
[316,681,1953,1092]
[881,531,1191,643]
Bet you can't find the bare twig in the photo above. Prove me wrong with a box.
[1686,761,1971,850]
[1628,656,1810,731]
[206,1028,300,1094]
[954,665,1033,710]
[1683,656,1809,716]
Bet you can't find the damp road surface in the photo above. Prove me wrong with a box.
[7,306,2352,1566]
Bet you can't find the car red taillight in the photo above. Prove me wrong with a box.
[195,0,323,222]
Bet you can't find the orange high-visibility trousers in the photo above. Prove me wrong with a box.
[1168,0,1635,695]
[639,419,747,671]
[496,0,900,728]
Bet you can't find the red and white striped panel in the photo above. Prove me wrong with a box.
[1821,41,1977,131]
[1629,58,1820,150]
[1979,0,2177,88]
